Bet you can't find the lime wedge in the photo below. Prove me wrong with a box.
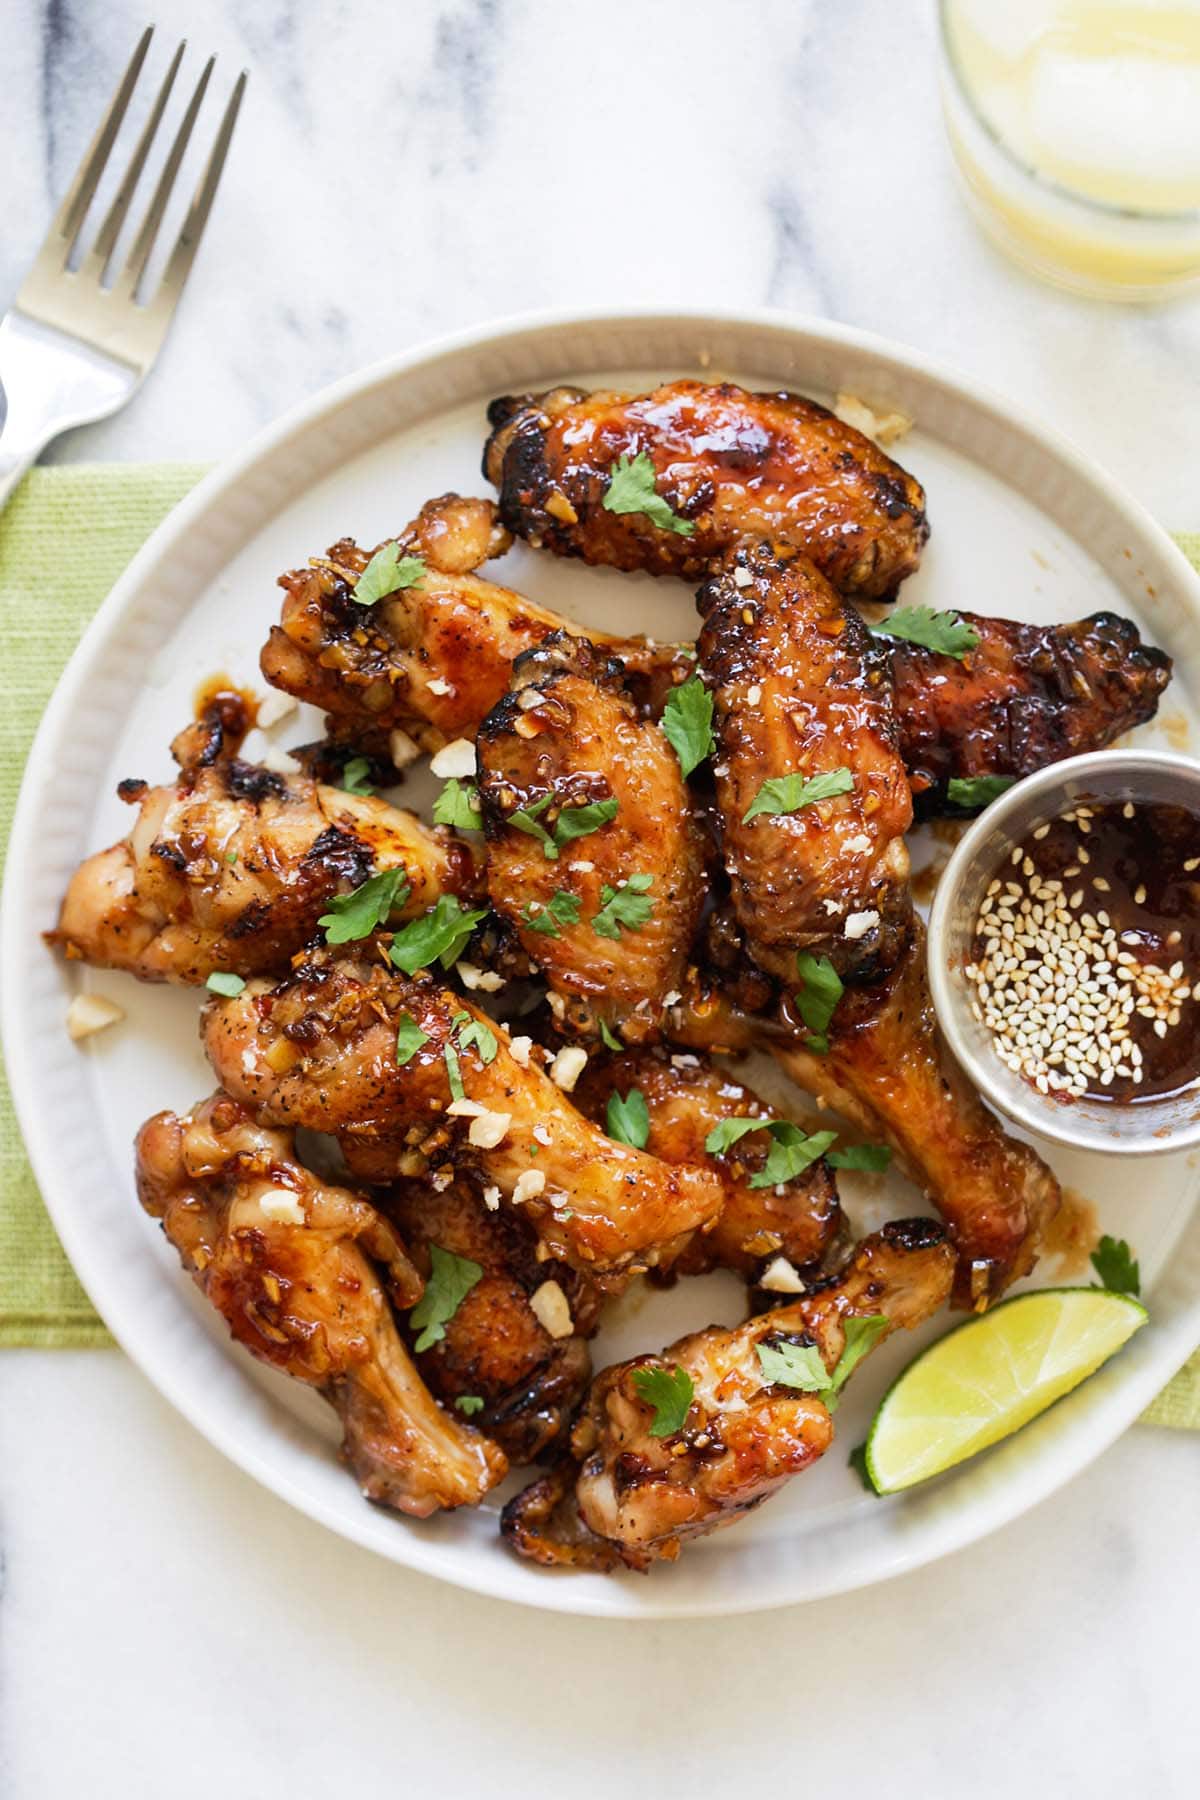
[865,1287,1148,1494]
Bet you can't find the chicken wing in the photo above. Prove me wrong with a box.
[386,1177,602,1463]
[891,609,1173,814]
[773,917,1060,1307]
[201,951,724,1277]
[476,634,707,1041]
[51,692,468,985]
[483,380,928,599]
[699,540,913,981]
[135,1092,506,1514]
[502,1220,954,1570]
[260,492,684,748]
[572,1048,842,1280]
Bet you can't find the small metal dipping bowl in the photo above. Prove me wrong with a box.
[928,750,1200,1157]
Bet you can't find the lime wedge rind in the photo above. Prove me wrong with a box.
[864,1287,1148,1496]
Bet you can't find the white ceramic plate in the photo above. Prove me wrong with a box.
[6,308,1200,1619]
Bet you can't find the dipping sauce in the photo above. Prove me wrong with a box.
[965,798,1200,1104]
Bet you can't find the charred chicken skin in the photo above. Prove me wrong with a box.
[476,634,707,1041]
[135,1093,506,1514]
[891,609,1173,814]
[572,1048,842,1280]
[201,951,723,1278]
[51,693,468,985]
[483,380,928,599]
[503,1220,955,1570]
[260,493,682,749]
[699,541,913,981]
[773,917,1061,1308]
[386,1178,602,1464]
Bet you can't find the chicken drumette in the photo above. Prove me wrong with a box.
[503,1220,955,1570]
[135,1093,507,1514]
[483,380,928,599]
[201,950,724,1278]
[476,634,706,1041]
[51,692,469,985]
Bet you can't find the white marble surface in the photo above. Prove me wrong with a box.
[3,1,1200,1794]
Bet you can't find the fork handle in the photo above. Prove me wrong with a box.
[0,435,46,513]
[0,309,139,516]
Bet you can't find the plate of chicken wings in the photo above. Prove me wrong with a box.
[8,309,1200,1617]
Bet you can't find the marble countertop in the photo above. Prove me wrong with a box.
[3,1,1200,1794]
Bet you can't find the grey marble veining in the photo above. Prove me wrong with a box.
[2,3,1200,1794]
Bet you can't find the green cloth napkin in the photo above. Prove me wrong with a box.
[0,465,1196,1428]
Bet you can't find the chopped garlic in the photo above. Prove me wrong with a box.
[733,565,753,589]
[662,990,682,1008]
[66,993,124,1041]
[256,690,297,731]
[427,676,455,697]
[844,909,880,941]
[446,1098,486,1118]
[509,1035,532,1069]
[468,1110,511,1149]
[529,1279,573,1339]
[259,744,302,776]
[513,1169,546,1204]
[457,961,506,993]
[834,390,913,447]
[532,1124,552,1146]
[430,737,476,779]
[482,1185,501,1212]
[258,1189,306,1225]
[388,728,420,769]
[570,860,594,874]
[844,833,871,854]
[549,1045,588,1092]
[517,687,543,711]
[759,1256,806,1294]
[745,685,762,707]
[823,899,842,916]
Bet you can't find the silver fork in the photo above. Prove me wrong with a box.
[0,27,246,512]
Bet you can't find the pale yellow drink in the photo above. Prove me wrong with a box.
[939,0,1200,298]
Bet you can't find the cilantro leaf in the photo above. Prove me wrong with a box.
[946,774,1015,811]
[606,1087,650,1149]
[395,1013,430,1066]
[433,778,482,831]
[599,1019,623,1051]
[353,542,426,606]
[453,1012,499,1066]
[340,756,375,796]
[602,452,695,537]
[443,1043,464,1102]
[1091,1234,1141,1297]
[795,952,843,1053]
[757,1315,887,1409]
[752,1123,838,1190]
[206,971,246,997]
[553,797,619,849]
[848,1442,878,1493]
[521,890,582,938]
[743,767,854,823]
[757,1338,830,1393]
[632,1364,694,1436]
[455,1394,485,1416]
[827,1142,892,1172]
[509,793,558,857]
[408,1243,482,1352]
[870,606,980,660]
[661,676,715,778]
[592,874,654,940]
[389,896,489,974]
[704,1116,771,1156]
[319,868,410,945]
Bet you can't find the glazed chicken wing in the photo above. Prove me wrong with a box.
[201,950,723,1277]
[260,493,682,749]
[386,1177,602,1463]
[135,1093,506,1514]
[892,609,1173,814]
[51,693,468,985]
[503,1220,954,1570]
[699,540,913,981]
[572,1048,842,1280]
[483,380,928,599]
[773,917,1060,1307]
[476,634,707,1041]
